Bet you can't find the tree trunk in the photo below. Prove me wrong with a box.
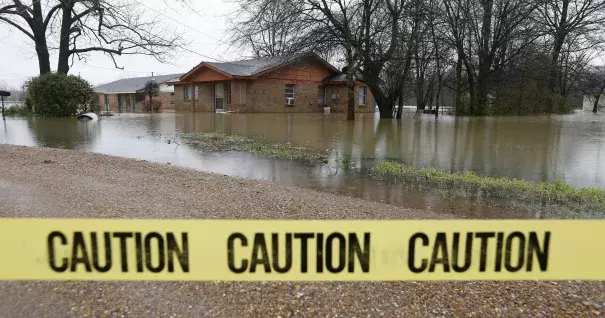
[346,70,355,121]
[592,88,605,113]
[549,0,569,96]
[455,54,462,115]
[35,38,52,74]
[476,0,493,116]
[32,1,51,74]
[375,90,394,119]
[345,47,355,121]
[57,3,73,74]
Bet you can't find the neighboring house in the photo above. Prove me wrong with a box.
[94,74,182,112]
[167,53,374,113]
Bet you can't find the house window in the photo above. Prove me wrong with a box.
[135,93,146,103]
[183,86,191,100]
[194,85,199,101]
[318,86,325,104]
[359,87,367,105]
[104,95,109,111]
[285,84,295,99]
[237,82,246,104]
[226,84,231,104]
[331,87,340,100]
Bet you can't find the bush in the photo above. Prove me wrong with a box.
[2,104,32,116]
[141,99,162,112]
[25,73,99,117]
[453,83,575,116]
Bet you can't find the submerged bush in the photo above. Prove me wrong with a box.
[142,99,162,112]
[25,73,99,117]
[371,161,605,207]
[453,81,575,116]
[2,104,32,116]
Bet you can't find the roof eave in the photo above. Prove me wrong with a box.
[252,53,340,78]
[180,62,234,82]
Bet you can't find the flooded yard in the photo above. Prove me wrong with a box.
[2,111,604,219]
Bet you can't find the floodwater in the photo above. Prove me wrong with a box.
[2,110,605,218]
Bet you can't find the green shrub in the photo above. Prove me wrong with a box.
[2,104,32,116]
[453,81,575,116]
[25,73,99,117]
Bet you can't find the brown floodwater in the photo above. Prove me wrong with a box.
[1,110,604,219]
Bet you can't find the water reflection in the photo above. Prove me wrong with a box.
[173,112,605,188]
[1,111,604,218]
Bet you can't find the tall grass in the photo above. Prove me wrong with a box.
[371,161,605,208]
[2,104,32,116]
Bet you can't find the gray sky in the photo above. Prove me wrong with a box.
[0,0,244,88]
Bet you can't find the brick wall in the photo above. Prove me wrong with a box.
[328,85,375,113]
[245,82,325,112]
[174,81,375,114]
[173,84,213,112]
[244,82,374,113]
[97,93,119,112]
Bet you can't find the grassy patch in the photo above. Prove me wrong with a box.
[2,105,32,117]
[180,132,328,164]
[371,161,605,209]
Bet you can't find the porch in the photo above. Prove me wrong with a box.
[180,80,248,113]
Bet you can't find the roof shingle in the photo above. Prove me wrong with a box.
[94,73,183,94]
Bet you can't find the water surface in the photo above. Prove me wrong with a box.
[2,111,604,218]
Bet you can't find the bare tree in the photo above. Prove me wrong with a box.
[537,0,605,98]
[0,0,184,74]
[579,65,605,113]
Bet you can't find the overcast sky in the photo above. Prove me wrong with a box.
[0,0,245,88]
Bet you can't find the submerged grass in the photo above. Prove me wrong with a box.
[371,161,605,210]
[2,105,32,116]
[179,132,328,164]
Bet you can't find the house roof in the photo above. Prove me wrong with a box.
[176,52,340,82]
[94,73,183,94]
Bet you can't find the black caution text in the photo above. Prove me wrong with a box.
[227,232,371,274]
[47,231,189,273]
[408,231,550,273]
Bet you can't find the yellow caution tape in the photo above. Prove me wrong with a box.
[0,218,603,281]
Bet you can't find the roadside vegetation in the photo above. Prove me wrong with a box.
[180,132,328,164]
[371,161,605,212]
[2,104,32,116]
[25,73,99,117]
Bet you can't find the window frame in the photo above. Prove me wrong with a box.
[237,82,246,104]
[226,84,231,104]
[359,86,367,106]
[318,86,326,105]
[285,84,295,99]
[183,85,191,100]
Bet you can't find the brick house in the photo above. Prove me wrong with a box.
[94,73,182,112]
[168,53,375,113]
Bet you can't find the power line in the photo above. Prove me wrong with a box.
[134,0,244,54]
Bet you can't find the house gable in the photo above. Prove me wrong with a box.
[256,58,337,84]
[180,64,232,83]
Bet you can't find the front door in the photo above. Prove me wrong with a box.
[215,84,224,111]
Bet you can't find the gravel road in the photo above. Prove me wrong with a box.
[0,144,603,317]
